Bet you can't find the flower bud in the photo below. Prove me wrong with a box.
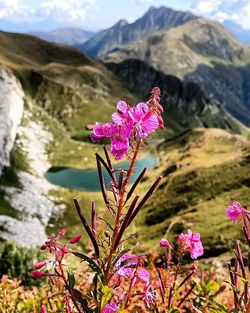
[69,234,81,244]
[160,238,172,248]
[41,305,47,313]
[34,261,46,270]
[40,244,47,250]
[61,246,69,254]
[31,271,46,278]
[59,229,67,237]
[190,264,198,271]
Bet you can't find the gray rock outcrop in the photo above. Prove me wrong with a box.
[0,67,24,174]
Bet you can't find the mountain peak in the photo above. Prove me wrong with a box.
[114,19,129,28]
[81,6,197,57]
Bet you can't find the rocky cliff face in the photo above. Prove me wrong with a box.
[0,67,24,174]
[0,68,63,247]
[107,59,242,135]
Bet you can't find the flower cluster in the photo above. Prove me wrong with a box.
[102,253,156,311]
[226,201,245,222]
[32,229,82,313]
[91,88,163,160]
[160,229,204,260]
[32,229,81,279]
[178,230,204,260]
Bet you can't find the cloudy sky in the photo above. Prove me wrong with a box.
[0,0,250,32]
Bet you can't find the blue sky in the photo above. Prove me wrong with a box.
[0,0,250,32]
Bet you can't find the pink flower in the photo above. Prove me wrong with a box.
[130,102,159,139]
[226,201,245,222]
[112,101,131,126]
[178,233,186,244]
[115,253,138,277]
[91,122,118,142]
[102,302,118,313]
[110,136,129,160]
[179,230,204,260]
[34,261,47,270]
[69,234,82,244]
[137,269,150,285]
[41,305,47,313]
[160,238,172,248]
[187,230,203,259]
[144,285,156,308]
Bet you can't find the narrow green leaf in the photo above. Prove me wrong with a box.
[67,268,75,289]
[72,251,105,283]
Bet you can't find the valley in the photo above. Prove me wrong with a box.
[0,6,250,258]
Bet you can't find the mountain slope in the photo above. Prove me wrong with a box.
[80,6,197,57]
[29,28,94,46]
[107,58,243,136]
[136,128,250,255]
[103,18,250,127]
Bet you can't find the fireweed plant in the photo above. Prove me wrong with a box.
[32,88,206,313]
[226,201,250,312]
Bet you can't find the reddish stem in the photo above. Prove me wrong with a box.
[104,140,142,283]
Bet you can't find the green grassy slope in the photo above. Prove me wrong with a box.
[132,128,250,255]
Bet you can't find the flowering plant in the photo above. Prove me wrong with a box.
[226,201,250,311]
[32,88,206,312]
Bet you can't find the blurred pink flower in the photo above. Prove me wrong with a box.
[102,302,118,313]
[115,253,138,277]
[226,201,245,222]
[178,233,186,243]
[160,238,172,248]
[41,305,47,313]
[59,229,67,237]
[137,269,150,285]
[187,230,204,259]
[179,229,204,260]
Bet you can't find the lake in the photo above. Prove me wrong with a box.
[45,155,157,192]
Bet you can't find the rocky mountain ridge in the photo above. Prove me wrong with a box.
[80,6,197,57]
[102,18,250,127]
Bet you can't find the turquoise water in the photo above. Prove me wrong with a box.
[45,156,157,192]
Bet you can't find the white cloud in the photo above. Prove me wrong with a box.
[39,0,96,23]
[192,0,250,29]
[0,0,33,21]
[131,0,154,4]
[0,0,96,24]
